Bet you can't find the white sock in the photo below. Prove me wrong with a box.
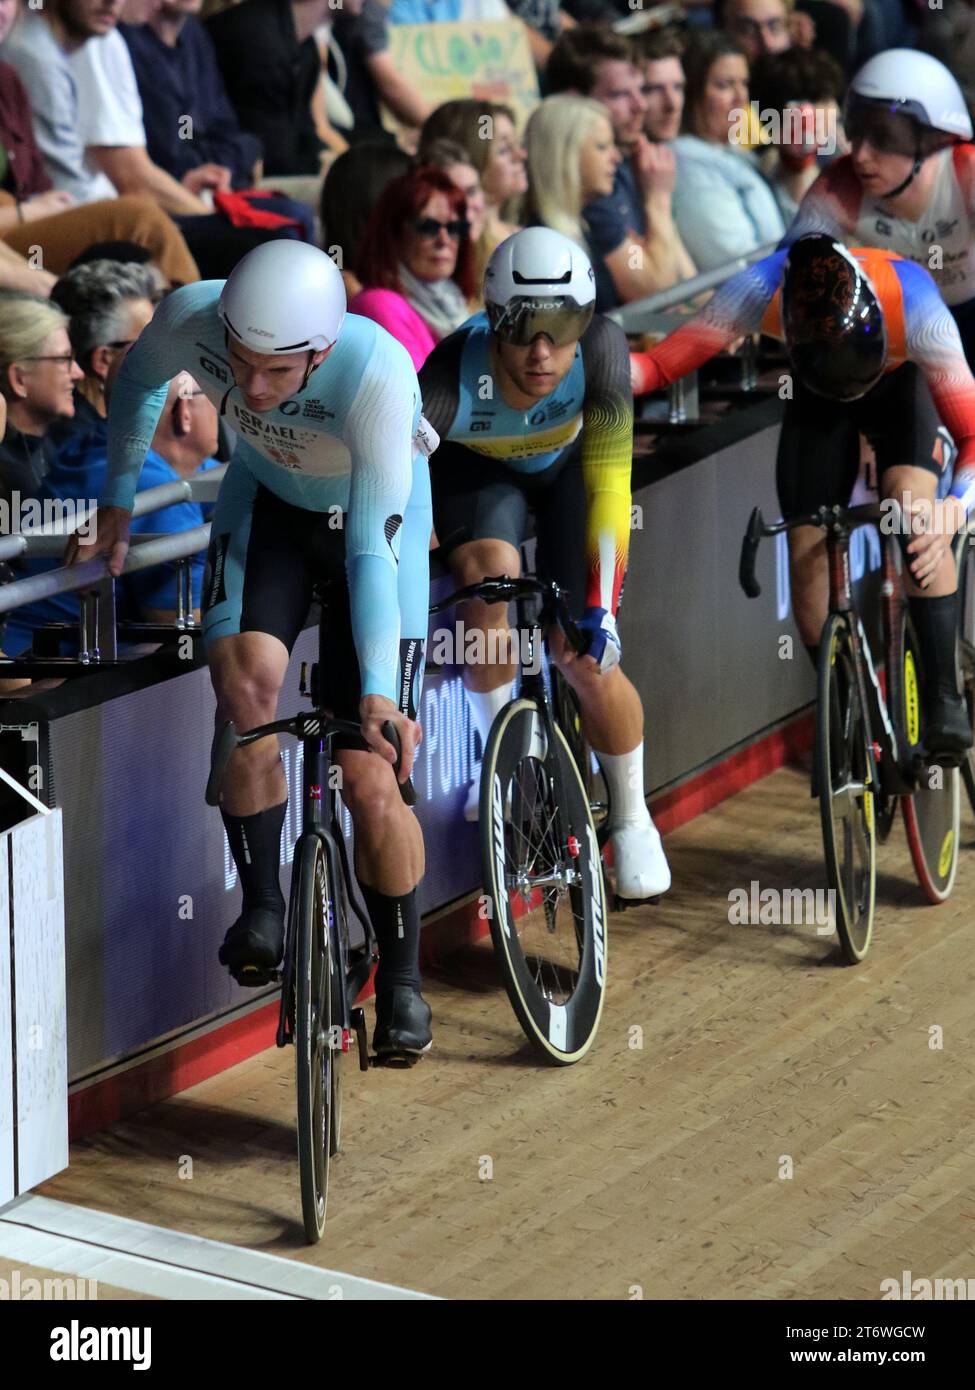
[466,683,513,757]
[596,743,652,828]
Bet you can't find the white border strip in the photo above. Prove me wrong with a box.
[0,1196,435,1301]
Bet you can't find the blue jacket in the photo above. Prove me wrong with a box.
[3,423,219,657]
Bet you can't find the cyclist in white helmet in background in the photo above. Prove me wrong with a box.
[419,226,671,904]
[783,49,975,365]
[66,240,437,1060]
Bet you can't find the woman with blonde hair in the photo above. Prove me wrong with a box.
[524,94,622,313]
[420,99,527,283]
[0,294,82,501]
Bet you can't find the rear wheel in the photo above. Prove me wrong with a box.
[480,698,607,1064]
[294,835,335,1243]
[897,617,960,902]
[816,614,876,963]
[954,528,975,816]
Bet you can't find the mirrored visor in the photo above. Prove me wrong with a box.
[487,296,594,347]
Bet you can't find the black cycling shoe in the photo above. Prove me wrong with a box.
[923,693,974,767]
[218,907,285,986]
[372,986,432,1056]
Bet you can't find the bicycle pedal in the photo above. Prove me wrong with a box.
[615,894,661,911]
[351,1007,369,1072]
[229,963,281,988]
[369,1047,426,1070]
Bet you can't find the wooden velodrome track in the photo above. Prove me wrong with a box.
[15,761,975,1300]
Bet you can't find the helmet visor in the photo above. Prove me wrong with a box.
[845,97,920,158]
[486,296,594,347]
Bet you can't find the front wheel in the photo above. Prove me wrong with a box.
[294,834,335,1243]
[816,613,876,963]
[480,698,607,1065]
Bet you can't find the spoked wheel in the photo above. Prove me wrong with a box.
[954,528,975,816]
[552,670,611,846]
[897,620,960,903]
[480,698,607,1064]
[294,834,335,1243]
[816,614,876,963]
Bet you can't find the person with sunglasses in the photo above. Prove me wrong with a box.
[350,164,476,371]
[66,239,437,1061]
[48,258,158,450]
[0,293,83,502]
[418,226,672,903]
[783,50,975,368]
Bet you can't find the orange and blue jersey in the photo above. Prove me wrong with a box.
[630,245,975,513]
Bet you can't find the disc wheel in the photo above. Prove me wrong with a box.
[294,834,335,1243]
[816,614,876,963]
[954,528,975,816]
[480,698,607,1064]
[897,619,960,902]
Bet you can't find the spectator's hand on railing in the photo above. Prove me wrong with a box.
[20,191,76,221]
[64,507,132,579]
[182,165,234,196]
[632,136,677,202]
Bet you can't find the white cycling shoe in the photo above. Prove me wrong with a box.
[610,816,671,900]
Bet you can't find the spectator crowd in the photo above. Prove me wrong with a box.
[0,0,971,665]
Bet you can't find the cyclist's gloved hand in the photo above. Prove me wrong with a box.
[578,607,621,673]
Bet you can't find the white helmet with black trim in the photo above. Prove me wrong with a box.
[218,241,347,354]
[847,49,972,140]
[484,227,596,346]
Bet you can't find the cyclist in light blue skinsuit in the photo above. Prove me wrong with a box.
[67,241,436,1058]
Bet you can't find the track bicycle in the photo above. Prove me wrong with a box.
[431,574,608,1064]
[741,501,961,963]
[205,585,418,1243]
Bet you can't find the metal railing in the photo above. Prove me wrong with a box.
[0,466,225,668]
[608,241,781,424]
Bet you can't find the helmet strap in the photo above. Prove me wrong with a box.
[877,140,924,201]
[298,350,317,393]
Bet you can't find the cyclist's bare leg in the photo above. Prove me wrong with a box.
[207,631,291,972]
[336,747,431,1047]
[208,631,290,814]
[548,626,670,898]
[547,625,642,753]
[447,538,521,693]
[335,747,424,895]
[881,465,956,597]
[788,524,830,649]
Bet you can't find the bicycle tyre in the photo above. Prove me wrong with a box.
[294,833,334,1243]
[551,669,611,845]
[954,528,975,816]
[897,617,960,903]
[816,613,876,963]
[480,697,607,1065]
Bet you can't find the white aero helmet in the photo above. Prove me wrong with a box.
[484,227,596,346]
[218,240,347,354]
[847,48,973,141]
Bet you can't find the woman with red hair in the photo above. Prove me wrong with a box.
[350,166,476,370]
